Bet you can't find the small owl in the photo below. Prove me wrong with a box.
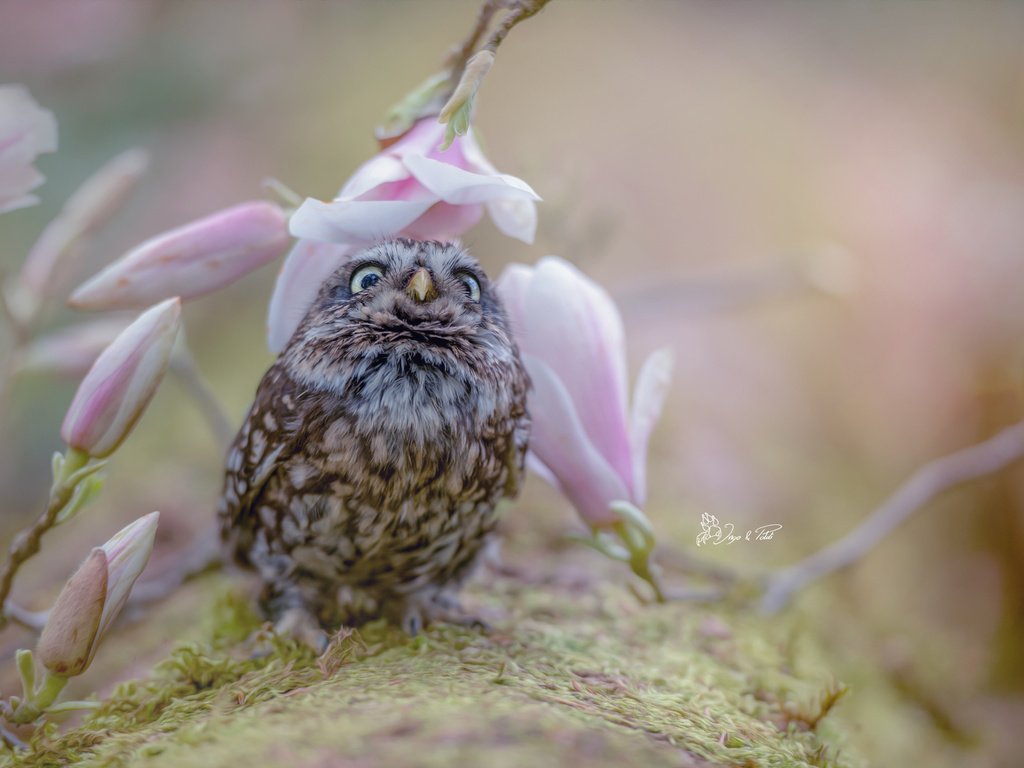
[218,239,530,649]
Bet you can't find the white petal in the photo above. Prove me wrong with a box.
[337,155,409,199]
[629,348,674,507]
[288,197,436,244]
[267,240,354,353]
[403,153,540,205]
[487,197,537,244]
[524,354,629,528]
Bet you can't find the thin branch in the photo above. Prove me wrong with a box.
[483,0,552,53]
[1,600,48,632]
[760,420,1024,613]
[170,350,235,449]
[0,465,85,631]
[445,0,503,74]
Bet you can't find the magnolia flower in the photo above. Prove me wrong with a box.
[61,298,181,458]
[270,119,539,352]
[289,117,539,246]
[497,256,673,528]
[36,512,159,677]
[69,201,290,310]
[0,84,58,214]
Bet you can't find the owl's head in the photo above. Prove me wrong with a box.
[282,239,519,393]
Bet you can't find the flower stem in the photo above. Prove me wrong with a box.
[0,449,92,631]
[10,670,67,724]
[170,347,235,448]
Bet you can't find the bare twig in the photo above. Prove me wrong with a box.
[445,0,503,74]
[127,524,224,608]
[760,420,1024,613]
[1,600,48,632]
[170,350,235,449]
[0,454,90,632]
[482,0,552,53]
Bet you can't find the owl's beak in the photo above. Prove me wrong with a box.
[405,267,438,303]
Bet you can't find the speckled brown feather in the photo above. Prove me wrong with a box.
[218,240,529,640]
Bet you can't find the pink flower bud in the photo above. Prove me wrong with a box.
[36,512,158,677]
[18,317,133,378]
[61,299,181,458]
[496,257,673,528]
[69,201,290,311]
[15,149,148,310]
[0,85,57,215]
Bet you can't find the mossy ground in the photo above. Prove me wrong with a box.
[2,570,855,768]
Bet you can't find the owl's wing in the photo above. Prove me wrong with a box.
[218,364,314,546]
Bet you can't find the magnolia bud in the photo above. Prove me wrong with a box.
[36,512,158,678]
[69,201,291,311]
[61,299,180,458]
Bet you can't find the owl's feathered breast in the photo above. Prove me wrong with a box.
[219,333,529,591]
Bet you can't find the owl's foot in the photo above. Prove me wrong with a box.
[392,591,489,636]
[275,606,330,654]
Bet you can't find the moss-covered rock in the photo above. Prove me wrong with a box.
[3,573,854,768]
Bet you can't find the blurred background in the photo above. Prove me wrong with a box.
[1,1,1023,765]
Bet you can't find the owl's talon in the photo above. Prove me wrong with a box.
[401,609,424,637]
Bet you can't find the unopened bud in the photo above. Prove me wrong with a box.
[61,299,180,458]
[35,512,158,678]
[69,201,290,311]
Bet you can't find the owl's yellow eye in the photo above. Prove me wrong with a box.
[457,272,481,301]
[350,264,384,294]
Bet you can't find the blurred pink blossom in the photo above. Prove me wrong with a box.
[0,84,57,214]
[18,316,134,377]
[61,298,181,458]
[497,257,673,528]
[36,512,159,677]
[69,201,290,310]
[9,149,148,322]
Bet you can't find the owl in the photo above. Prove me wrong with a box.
[218,239,530,650]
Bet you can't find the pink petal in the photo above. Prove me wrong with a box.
[524,354,629,528]
[629,348,674,507]
[267,240,354,353]
[401,200,484,240]
[495,262,532,336]
[338,154,409,200]
[288,197,436,244]
[518,257,635,497]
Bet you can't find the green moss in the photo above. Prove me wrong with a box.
[2,578,857,768]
